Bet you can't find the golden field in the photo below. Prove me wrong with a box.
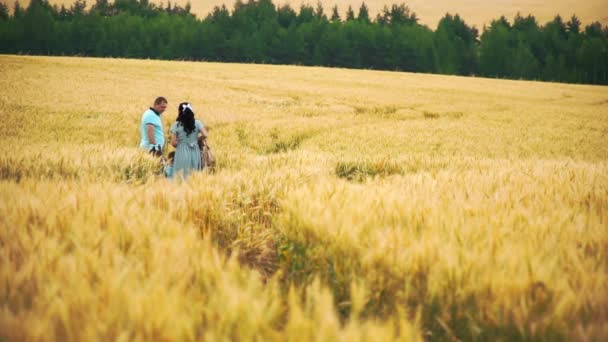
[3,0,608,29]
[0,54,607,340]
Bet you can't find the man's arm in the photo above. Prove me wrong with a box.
[147,124,156,145]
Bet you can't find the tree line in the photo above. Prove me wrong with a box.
[1,0,607,84]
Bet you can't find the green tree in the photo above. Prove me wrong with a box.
[584,22,603,37]
[511,13,543,79]
[567,14,581,34]
[0,0,604,85]
[0,2,9,20]
[564,15,584,81]
[357,2,369,23]
[70,0,87,17]
[57,4,70,19]
[314,1,326,22]
[277,4,296,28]
[434,13,478,75]
[390,24,435,72]
[21,0,56,54]
[316,23,351,66]
[541,15,569,80]
[380,3,418,26]
[376,6,389,25]
[345,5,354,21]
[479,18,513,77]
[330,5,340,23]
[297,3,314,24]
[91,0,112,16]
[577,27,608,84]
[512,44,540,78]
[14,0,23,18]
[270,23,305,63]
[0,2,9,53]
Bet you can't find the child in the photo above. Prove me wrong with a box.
[164,151,175,179]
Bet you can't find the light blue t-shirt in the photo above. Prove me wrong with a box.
[140,109,165,150]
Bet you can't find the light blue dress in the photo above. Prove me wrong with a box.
[164,164,174,179]
[170,120,204,179]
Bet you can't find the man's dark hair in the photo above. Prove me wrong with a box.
[154,96,168,105]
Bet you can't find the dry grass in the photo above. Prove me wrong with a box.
[0,54,607,340]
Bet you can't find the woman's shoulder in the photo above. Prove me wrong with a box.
[195,120,204,129]
[170,121,182,132]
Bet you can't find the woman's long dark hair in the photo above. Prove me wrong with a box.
[176,102,196,135]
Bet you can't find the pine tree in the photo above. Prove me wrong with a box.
[277,4,296,28]
[298,4,314,24]
[357,2,369,23]
[566,15,581,34]
[70,0,87,17]
[315,1,326,21]
[14,0,23,18]
[345,5,354,21]
[389,3,417,25]
[376,6,389,25]
[92,0,111,16]
[327,5,339,23]
[0,2,9,20]
[59,4,69,19]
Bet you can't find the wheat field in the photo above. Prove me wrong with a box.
[0,54,607,340]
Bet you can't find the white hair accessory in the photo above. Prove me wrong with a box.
[181,103,194,113]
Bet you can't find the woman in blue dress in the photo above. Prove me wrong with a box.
[170,102,208,179]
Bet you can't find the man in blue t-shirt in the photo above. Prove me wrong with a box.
[140,97,168,156]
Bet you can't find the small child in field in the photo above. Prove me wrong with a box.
[164,151,175,179]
